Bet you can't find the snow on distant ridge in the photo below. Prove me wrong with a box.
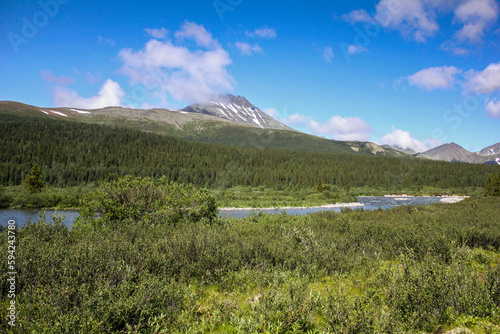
[49,110,68,117]
[70,108,91,114]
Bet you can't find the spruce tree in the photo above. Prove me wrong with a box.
[317,176,324,193]
[24,164,44,193]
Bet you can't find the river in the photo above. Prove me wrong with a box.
[0,196,465,228]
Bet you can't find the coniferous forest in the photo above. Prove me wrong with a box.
[0,114,495,192]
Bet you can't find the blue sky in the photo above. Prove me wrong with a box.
[1,0,499,152]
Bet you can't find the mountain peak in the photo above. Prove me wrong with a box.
[478,142,500,156]
[182,94,292,130]
[422,142,473,162]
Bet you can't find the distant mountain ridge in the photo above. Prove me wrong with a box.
[382,145,417,155]
[419,142,500,164]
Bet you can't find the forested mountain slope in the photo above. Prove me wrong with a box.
[0,101,404,156]
[0,114,495,191]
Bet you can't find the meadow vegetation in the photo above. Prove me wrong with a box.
[1,177,499,333]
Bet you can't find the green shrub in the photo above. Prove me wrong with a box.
[0,186,12,208]
[387,254,493,331]
[76,175,218,227]
[485,172,500,196]
[23,164,44,193]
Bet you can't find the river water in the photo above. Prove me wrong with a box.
[0,196,460,228]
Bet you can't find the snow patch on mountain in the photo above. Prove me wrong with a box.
[49,110,68,117]
[70,108,91,114]
[182,94,291,130]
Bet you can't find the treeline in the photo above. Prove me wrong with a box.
[0,114,496,190]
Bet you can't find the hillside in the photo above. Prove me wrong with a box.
[1,100,497,163]
[0,100,404,156]
[0,113,495,191]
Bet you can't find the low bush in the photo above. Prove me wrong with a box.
[76,175,218,228]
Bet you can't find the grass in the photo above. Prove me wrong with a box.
[0,183,486,210]
[211,185,356,208]
[0,185,96,209]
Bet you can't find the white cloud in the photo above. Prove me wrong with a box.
[343,0,499,44]
[463,62,500,118]
[407,66,461,90]
[374,0,440,42]
[309,116,372,141]
[322,46,334,62]
[174,21,217,48]
[463,62,500,94]
[342,9,373,24]
[118,21,234,105]
[347,45,368,55]
[235,42,263,56]
[264,108,312,126]
[264,108,372,141]
[41,70,75,85]
[98,36,115,47]
[486,98,500,118]
[247,27,277,39]
[145,28,169,39]
[53,79,125,108]
[440,40,470,56]
[379,127,440,153]
[263,107,279,118]
[454,0,499,42]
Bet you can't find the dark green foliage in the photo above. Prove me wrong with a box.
[316,176,324,193]
[0,185,87,209]
[485,172,500,196]
[0,114,496,192]
[0,186,12,208]
[77,175,217,227]
[387,254,492,331]
[23,164,44,193]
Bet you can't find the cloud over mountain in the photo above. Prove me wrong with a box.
[380,127,441,153]
[266,109,372,142]
[53,79,125,109]
[118,21,234,105]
